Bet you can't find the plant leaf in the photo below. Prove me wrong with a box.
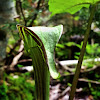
[48,0,100,15]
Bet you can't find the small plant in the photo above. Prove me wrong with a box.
[86,43,100,58]
[17,25,63,100]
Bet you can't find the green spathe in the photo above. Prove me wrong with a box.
[28,25,63,79]
[48,0,100,15]
[17,25,63,79]
[17,24,63,100]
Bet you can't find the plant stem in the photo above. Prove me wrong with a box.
[30,46,50,100]
[69,4,96,100]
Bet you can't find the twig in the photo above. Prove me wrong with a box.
[18,59,32,63]
[8,39,21,55]
[16,0,27,25]
[10,51,23,68]
[18,0,27,25]
[81,65,98,73]
[57,59,100,75]
[78,78,100,85]
[9,40,24,68]
[28,0,42,27]
[56,87,71,99]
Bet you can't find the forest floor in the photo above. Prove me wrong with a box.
[49,63,100,100]
[2,57,100,100]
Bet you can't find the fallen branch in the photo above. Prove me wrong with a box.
[10,40,24,68]
[81,65,98,73]
[56,86,70,99]
[10,52,23,68]
[59,58,100,66]
[78,78,100,85]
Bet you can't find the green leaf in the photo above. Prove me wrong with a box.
[48,0,100,15]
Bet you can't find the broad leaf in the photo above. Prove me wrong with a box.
[48,0,100,15]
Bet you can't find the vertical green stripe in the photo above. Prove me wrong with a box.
[30,47,50,100]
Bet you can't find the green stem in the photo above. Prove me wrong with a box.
[69,4,96,100]
[30,46,50,100]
